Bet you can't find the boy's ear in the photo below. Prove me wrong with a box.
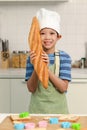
[58,34,62,39]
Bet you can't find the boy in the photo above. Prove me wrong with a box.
[25,8,71,114]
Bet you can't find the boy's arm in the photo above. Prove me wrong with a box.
[49,70,69,93]
[26,51,38,93]
[27,70,38,93]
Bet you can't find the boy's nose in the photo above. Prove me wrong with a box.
[45,34,51,39]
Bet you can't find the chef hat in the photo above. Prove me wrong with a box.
[36,8,60,34]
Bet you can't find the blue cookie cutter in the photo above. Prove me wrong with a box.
[61,122,71,128]
[49,118,59,124]
[14,123,25,130]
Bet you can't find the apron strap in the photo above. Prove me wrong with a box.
[55,50,60,77]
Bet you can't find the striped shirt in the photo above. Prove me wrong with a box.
[25,50,72,81]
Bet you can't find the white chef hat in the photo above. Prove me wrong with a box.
[36,8,60,34]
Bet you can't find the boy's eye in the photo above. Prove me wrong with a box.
[40,32,45,35]
[50,32,55,35]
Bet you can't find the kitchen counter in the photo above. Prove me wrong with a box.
[0,68,87,79]
[71,68,87,79]
[0,68,26,78]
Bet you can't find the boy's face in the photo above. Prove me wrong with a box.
[40,28,60,51]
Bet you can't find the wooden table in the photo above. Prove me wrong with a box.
[0,115,87,130]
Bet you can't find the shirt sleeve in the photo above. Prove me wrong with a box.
[25,57,34,81]
[59,51,72,81]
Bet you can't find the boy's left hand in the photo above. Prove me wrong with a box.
[41,51,49,66]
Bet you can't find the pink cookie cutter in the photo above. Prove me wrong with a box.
[38,121,48,128]
[25,122,35,129]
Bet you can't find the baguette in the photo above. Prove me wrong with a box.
[28,17,49,89]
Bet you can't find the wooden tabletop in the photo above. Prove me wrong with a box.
[0,115,87,130]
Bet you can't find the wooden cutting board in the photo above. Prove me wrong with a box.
[0,115,87,130]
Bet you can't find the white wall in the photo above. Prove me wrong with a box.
[0,0,87,62]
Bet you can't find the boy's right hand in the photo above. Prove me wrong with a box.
[29,50,36,65]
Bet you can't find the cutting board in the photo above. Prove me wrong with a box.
[0,115,87,130]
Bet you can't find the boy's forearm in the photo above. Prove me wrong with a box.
[48,69,68,93]
[27,70,38,93]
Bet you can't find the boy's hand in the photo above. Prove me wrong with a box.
[29,50,36,64]
[29,50,49,66]
[41,51,49,66]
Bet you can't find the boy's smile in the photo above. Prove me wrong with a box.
[44,40,53,46]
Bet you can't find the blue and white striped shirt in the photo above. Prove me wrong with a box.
[25,50,72,81]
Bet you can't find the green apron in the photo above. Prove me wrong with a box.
[29,64,69,114]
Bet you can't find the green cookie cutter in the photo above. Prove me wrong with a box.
[72,123,81,130]
[19,112,29,118]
